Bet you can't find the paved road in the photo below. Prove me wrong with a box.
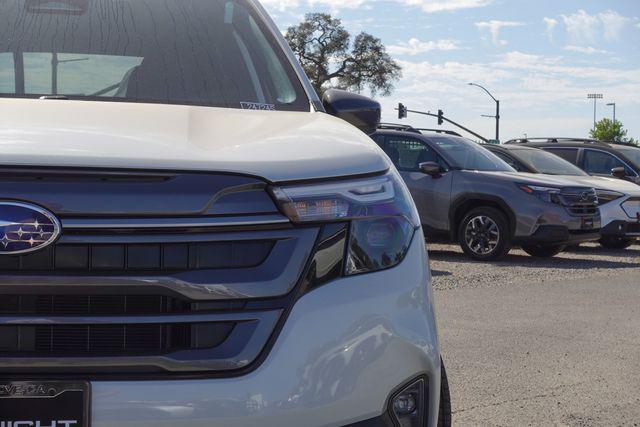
[434,259,640,426]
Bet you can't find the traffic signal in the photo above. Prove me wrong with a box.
[437,109,444,126]
[398,103,407,119]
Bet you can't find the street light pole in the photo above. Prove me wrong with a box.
[469,83,500,142]
[587,93,603,131]
[606,102,616,123]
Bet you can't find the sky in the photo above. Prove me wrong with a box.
[261,0,640,142]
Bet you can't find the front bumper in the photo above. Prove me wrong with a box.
[91,234,441,427]
[600,198,640,238]
[514,202,601,245]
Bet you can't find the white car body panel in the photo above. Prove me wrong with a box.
[0,98,389,182]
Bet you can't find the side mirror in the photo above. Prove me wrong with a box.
[419,161,442,177]
[322,89,381,135]
[611,167,627,179]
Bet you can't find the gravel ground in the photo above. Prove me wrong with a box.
[430,241,640,426]
[428,242,640,290]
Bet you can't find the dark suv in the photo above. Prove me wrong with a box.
[372,126,602,260]
[504,138,640,185]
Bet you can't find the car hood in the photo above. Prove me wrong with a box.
[552,175,640,196]
[0,98,389,183]
[467,170,599,188]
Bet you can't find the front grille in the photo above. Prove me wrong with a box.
[0,169,320,375]
[0,322,235,356]
[559,188,599,217]
[0,241,274,273]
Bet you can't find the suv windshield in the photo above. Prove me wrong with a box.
[511,148,587,176]
[615,146,640,168]
[429,136,515,172]
[0,0,309,111]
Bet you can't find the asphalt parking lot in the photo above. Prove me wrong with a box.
[431,242,640,426]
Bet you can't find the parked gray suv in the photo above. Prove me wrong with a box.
[372,126,602,260]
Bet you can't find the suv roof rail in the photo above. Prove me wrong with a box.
[414,128,462,137]
[504,137,609,146]
[377,123,422,134]
[377,123,462,137]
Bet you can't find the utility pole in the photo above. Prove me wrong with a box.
[606,102,616,123]
[587,93,603,131]
[468,83,500,142]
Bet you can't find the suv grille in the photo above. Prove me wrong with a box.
[559,188,599,216]
[0,169,321,375]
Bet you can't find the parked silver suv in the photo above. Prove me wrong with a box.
[372,126,602,260]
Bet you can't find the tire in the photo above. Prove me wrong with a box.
[458,207,511,261]
[599,237,635,250]
[521,244,565,257]
[438,359,452,427]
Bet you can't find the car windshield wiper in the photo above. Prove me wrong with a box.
[39,95,69,100]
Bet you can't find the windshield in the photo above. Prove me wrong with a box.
[616,146,640,168]
[0,0,309,111]
[429,136,515,172]
[510,148,588,176]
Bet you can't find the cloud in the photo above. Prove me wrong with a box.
[475,20,525,46]
[398,0,493,13]
[560,9,629,45]
[259,0,300,11]
[564,45,608,55]
[543,17,558,42]
[387,38,461,56]
[598,10,630,41]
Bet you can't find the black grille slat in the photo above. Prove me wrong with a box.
[0,241,274,273]
[4,323,234,355]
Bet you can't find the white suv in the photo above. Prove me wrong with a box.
[0,1,448,426]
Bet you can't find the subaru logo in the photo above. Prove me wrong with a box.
[0,202,61,255]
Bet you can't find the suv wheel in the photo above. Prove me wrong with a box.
[599,237,635,250]
[521,244,565,257]
[458,207,511,260]
[438,359,452,427]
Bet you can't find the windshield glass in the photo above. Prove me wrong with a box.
[616,146,640,168]
[429,136,515,172]
[511,148,588,176]
[0,0,309,111]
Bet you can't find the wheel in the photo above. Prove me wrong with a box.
[521,244,565,257]
[458,207,511,260]
[438,359,452,427]
[599,237,635,250]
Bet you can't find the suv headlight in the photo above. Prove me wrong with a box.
[596,189,625,204]
[270,171,420,276]
[517,184,562,204]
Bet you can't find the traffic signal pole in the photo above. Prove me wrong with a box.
[397,104,489,143]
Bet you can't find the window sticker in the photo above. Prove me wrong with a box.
[241,102,275,111]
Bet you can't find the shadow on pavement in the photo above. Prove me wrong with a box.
[428,247,640,270]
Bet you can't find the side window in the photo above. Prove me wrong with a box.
[371,134,385,147]
[583,150,630,175]
[386,136,447,171]
[544,148,579,164]
[492,151,523,171]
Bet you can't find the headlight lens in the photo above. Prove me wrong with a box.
[271,171,420,276]
[596,189,625,204]
[517,183,562,204]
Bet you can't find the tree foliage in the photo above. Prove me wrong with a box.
[285,13,401,96]
[590,118,638,145]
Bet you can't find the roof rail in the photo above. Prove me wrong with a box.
[504,137,609,146]
[377,123,422,134]
[415,128,462,137]
[378,123,462,137]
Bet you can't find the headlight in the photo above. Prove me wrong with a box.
[270,171,420,276]
[517,183,562,204]
[596,189,625,204]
